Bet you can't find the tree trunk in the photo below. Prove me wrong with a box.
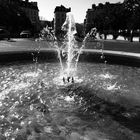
[104,34,107,40]
[130,30,133,42]
[113,34,118,40]
[139,31,140,42]
[130,36,133,42]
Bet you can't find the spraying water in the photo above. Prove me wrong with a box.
[61,13,78,78]
[56,13,106,83]
[38,13,106,83]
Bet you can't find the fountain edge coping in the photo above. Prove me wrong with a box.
[0,48,140,66]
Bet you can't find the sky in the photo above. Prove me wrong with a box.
[36,0,124,23]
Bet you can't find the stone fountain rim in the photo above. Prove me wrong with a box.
[0,48,140,67]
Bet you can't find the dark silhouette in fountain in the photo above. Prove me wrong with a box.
[63,76,74,84]
[71,77,74,83]
[67,76,71,82]
[63,77,66,84]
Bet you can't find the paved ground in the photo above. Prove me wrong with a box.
[0,39,52,53]
[0,38,140,58]
[85,39,140,53]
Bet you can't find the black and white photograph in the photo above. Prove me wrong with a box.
[0,0,140,139]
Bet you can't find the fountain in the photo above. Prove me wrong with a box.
[0,13,140,140]
[61,13,77,79]
[54,13,105,84]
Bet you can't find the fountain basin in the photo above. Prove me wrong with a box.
[0,48,140,67]
[0,62,140,139]
[0,40,140,139]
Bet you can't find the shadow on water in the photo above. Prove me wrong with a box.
[62,83,140,134]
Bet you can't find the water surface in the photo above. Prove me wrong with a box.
[0,62,140,140]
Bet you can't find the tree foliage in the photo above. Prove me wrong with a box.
[0,4,33,37]
[87,1,140,40]
[124,0,140,29]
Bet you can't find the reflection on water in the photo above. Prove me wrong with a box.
[0,62,140,140]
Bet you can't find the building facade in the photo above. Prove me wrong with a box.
[0,0,22,5]
[84,4,96,34]
[54,5,71,37]
[0,0,40,32]
[20,0,39,30]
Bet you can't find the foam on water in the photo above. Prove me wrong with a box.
[98,72,117,80]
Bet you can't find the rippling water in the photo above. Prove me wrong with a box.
[0,62,140,140]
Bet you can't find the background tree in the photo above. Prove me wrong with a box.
[123,0,140,41]
[86,0,140,41]
[75,23,84,38]
[92,2,125,39]
[0,4,33,37]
